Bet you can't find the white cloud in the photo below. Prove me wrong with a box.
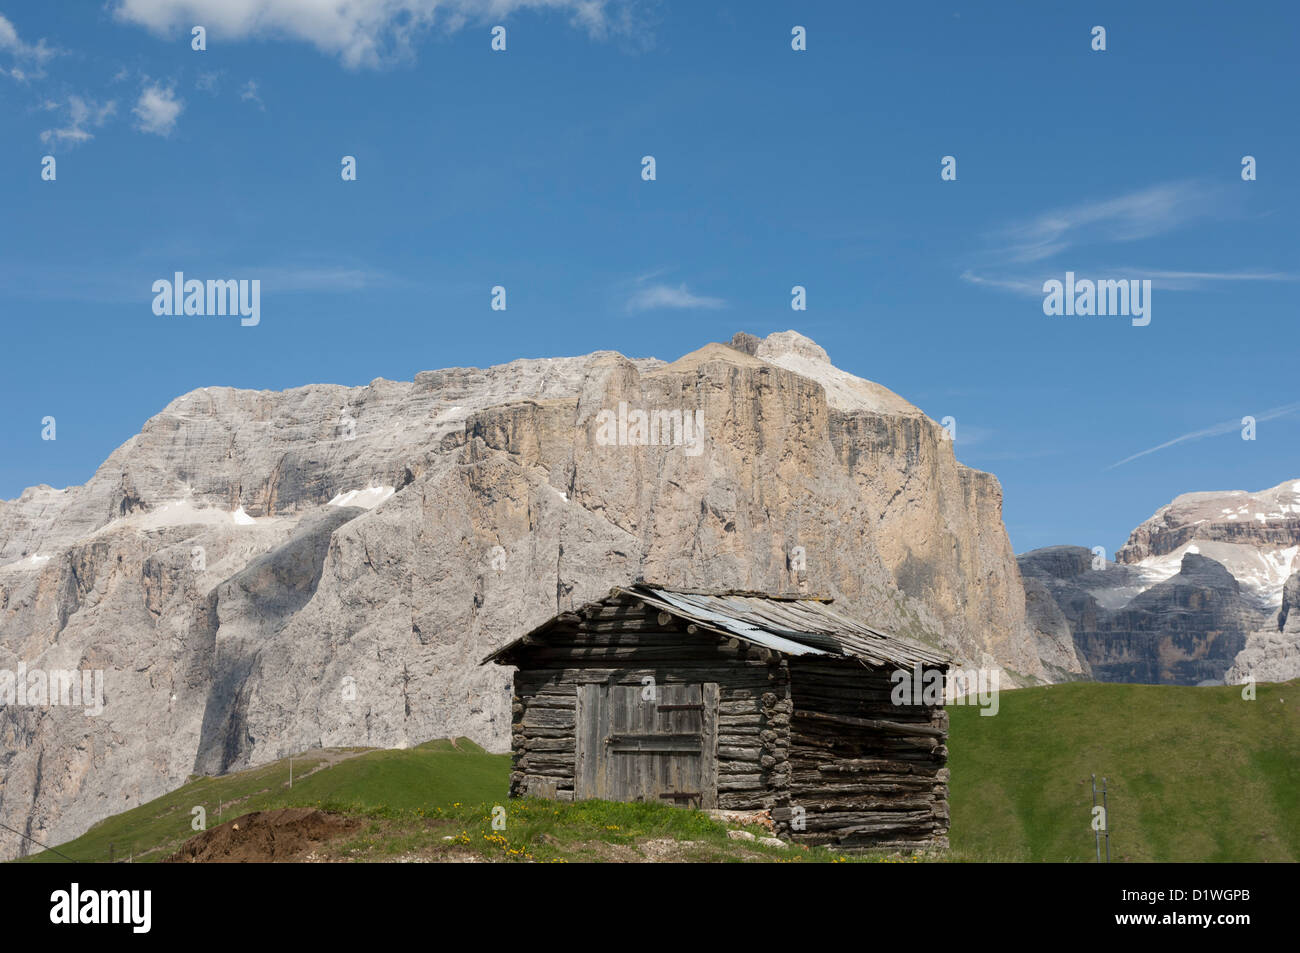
[111,0,641,69]
[961,266,1297,297]
[0,11,56,80]
[239,79,264,109]
[626,282,726,313]
[958,270,1042,297]
[0,12,55,61]
[255,266,384,291]
[0,14,19,50]
[132,82,184,135]
[996,182,1219,265]
[961,181,1295,294]
[1106,268,1298,291]
[40,96,118,147]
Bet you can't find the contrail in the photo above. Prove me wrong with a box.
[1106,402,1300,470]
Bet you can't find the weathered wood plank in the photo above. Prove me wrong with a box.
[701,681,720,810]
[574,682,602,800]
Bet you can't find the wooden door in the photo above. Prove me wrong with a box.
[575,682,719,808]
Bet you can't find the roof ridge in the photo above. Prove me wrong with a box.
[629,581,834,603]
[483,582,950,668]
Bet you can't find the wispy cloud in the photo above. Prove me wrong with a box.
[132,82,183,136]
[961,266,1297,298]
[111,0,647,69]
[255,266,387,292]
[1107,268,1298,291]
[961,181,1296,293]
[40,96,117,147]
[958,271,1043,296]
[0,12,57,81]
[239,79,265,110]
[1106,403,1300,470]
[0,13,55,59]
[0,259,392,304]
[996,181,1219,265]
[626,281,726,313]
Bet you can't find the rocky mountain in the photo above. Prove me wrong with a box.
[1116,481,1300,607]
[1020,482,1300,686]
[0,330,1067,859]
[1020,547,1266,684]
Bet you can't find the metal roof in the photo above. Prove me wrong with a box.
[482,583,949,669]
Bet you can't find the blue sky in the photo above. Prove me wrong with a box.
[1,1,1297,555]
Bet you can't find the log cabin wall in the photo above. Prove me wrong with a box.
[778,657,950,850]
[508,595,792,809]
[496,587,951,852]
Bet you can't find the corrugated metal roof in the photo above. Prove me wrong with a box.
[483,583,949,669]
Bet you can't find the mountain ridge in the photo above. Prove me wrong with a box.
[1021,481,1300,687]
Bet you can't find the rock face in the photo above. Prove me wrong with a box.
[1226,571,1300,685]
[1020,545,1267,684]
[1021,575,1092,682]
[0,330,1043,859]
[1019,479,1300,685]
[1077,553,1261,684]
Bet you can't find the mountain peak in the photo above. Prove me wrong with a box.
[734,328,921,417]
[756,330,831,364]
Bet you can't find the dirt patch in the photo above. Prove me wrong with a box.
[165,808,361,863]
[637,838,700,862]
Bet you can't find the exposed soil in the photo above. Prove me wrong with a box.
[165,808,361,863]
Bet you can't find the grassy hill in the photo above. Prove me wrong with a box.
[948,677,1300,862]
[17,679,1299,862]
[20,739,512,864]
[18,739,839,863]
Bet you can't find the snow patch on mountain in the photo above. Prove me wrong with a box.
[327,486,396,509]
[1134,540,1298,607]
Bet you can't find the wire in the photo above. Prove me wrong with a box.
[0,820,79,863]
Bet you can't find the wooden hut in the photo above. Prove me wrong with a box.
[482,583,952,851]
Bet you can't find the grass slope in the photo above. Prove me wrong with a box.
[948,678,1300,862]
[19,679,1299,862]
[22,739,510,863]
